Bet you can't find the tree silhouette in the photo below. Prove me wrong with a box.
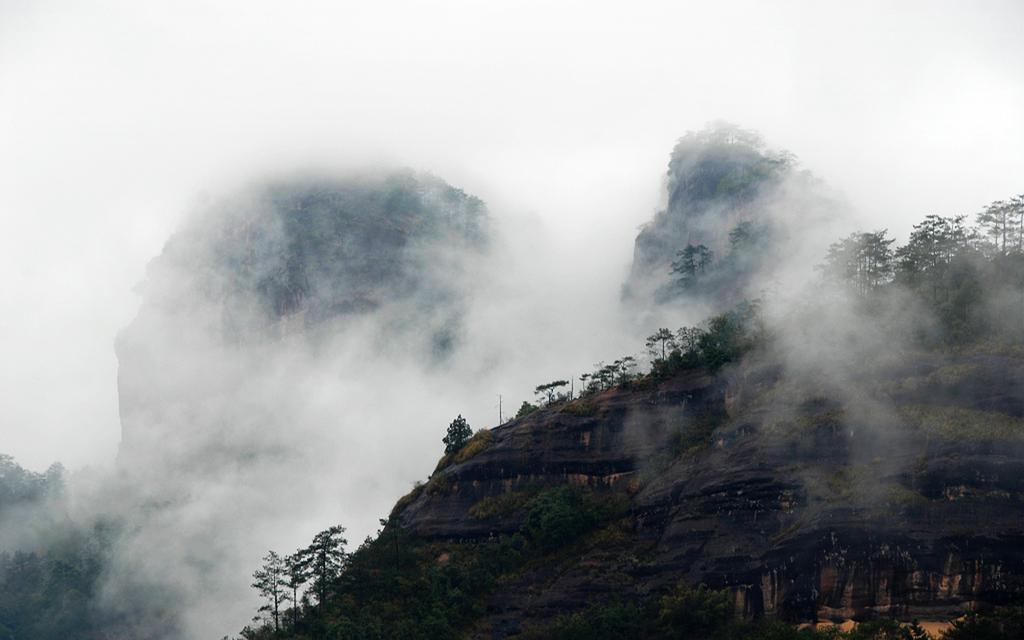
[252,550,288,632]
[303,525,347,617]
[443,415,473,454]
[671,244,713,289]
[284,551,309,629]
[534,380,569,404]
[646,328,676,362]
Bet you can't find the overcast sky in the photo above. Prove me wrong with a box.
[1,0,1022,471]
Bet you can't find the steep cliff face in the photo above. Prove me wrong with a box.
[107,170,491,638]
[395,350,1024,635]
[117,170,488,471]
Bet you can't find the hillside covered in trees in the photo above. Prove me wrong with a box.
[0,456,119,639]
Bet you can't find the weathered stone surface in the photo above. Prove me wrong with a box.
[395,352,1024,635]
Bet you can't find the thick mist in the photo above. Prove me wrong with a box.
[91,170,648,637]
[2,1,1023,638]
[3,0,1023,471]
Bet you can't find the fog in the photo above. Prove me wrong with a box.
[3,0,1022,470]
[2,0,1023,637]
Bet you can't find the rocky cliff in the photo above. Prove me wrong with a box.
[116,170,488,471]
[621,123,839,308]
[395,349,1024,635]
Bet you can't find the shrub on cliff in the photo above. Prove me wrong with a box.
[518,601,649,639]
[658,582,734,635]
[943,607,1024,640]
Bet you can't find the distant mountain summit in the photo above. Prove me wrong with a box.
[117,169,489,466]
[124,170,487,344]
[624,123,837,308]
[107,170,490,637]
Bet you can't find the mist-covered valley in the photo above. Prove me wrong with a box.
[3,2,1024,639]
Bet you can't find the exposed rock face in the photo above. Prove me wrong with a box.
[108,170,489,638]
[117,170,488,471]
[396,352,1024,636]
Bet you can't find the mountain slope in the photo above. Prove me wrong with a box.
[394,348,1024,636]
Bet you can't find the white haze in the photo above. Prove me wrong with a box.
[1,0,1023,637]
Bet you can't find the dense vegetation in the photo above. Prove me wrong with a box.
[519,301,763,413]
[240,487,624,639]
[0,455,114,640]
[819,198,1024,344]
[241,507,1024,640]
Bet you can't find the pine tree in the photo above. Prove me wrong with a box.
[304,526,347,617]
[671,244,713,290]
[977,199,1014,255]
[645,328,676,362]
[252,550,288,632]
[284,551,309,629]
[442,415,474,453]
[534,381,569,405]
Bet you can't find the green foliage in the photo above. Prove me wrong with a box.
[765,407,845,437]
[301,525,348,613]
[845,619,930,640]
[668,405,728,456]
[649,302,763,378]
[0,454,63,508]
[423,427,489,477]
[821,230,896,294]
[520,488,614,554]
[645,328,677,362]
[825,201,1024,346]
[665,218,776,300]
[975,196,1024,256]
[698,307,759,370]
[666,123,792,207]
[658,582,734,634]
[580,357,640,395]
[517,601,649,640]
[534,380,570,405]
[0,454,114,640]
[442,414,473,454]
[562,399,598,417]
[897,404,1022,442]
[244,487,631,639]
[468,491,533,520]
[0,523,114,640]
[515,401,539,419]
[390,481,425,516]
[252,551,288,631]
[943,607,1024,639]
[425,473,452,495]
[672,244,714,290]
[244,506,990,640]
[452,429,493,464]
